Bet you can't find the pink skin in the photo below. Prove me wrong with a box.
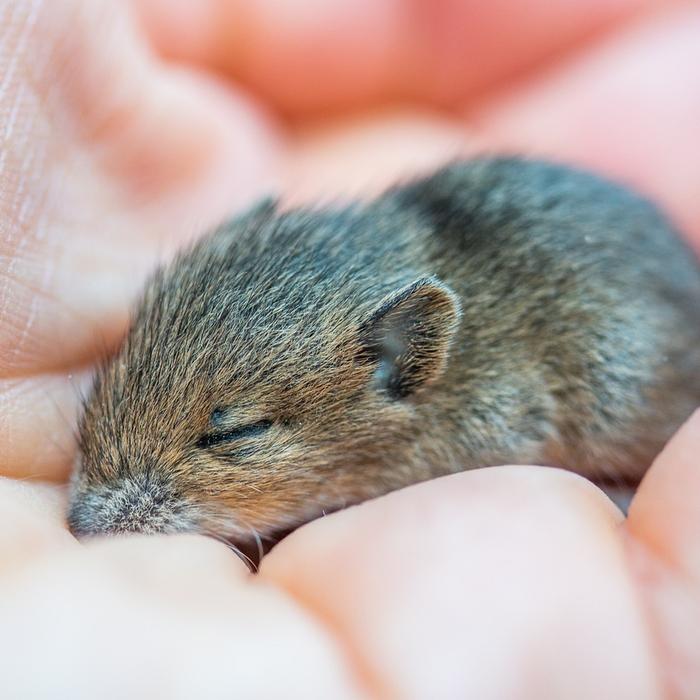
[0,0,698,696]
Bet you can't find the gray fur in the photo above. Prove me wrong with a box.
[68,157,700,551]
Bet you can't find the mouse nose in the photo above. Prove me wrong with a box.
[67,499,156,537]
[67,477,191,538]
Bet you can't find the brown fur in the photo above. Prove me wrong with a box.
[68,157,700,554]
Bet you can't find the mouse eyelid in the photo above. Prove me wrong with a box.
[196,420,272,449]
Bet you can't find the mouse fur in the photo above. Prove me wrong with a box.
[68,157,700,550]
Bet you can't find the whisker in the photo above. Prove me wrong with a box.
[42,386,79,445]
[249,525,264,564]
[198,507,280,541]
[203,529,257,573]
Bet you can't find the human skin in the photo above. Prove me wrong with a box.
[0,0,699,697]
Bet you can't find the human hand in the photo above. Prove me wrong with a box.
[133,0,700,244]
[1,0,698,696]
[2,413,699,697]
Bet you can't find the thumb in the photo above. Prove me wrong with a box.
[626,409,700,700]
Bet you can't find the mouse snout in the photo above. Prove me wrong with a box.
[67,475,193,538]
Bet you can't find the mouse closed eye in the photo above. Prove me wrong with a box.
[196,418,273,449]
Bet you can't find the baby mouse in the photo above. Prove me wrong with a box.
[68,156,700,555]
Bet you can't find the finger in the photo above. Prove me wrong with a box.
[0,476,358,695]
[628,410,700,576]
[0,533,361,698]
[626,411,700,700]
[81,534,252,595]
[0,371,92,481]
[131,0,660,115]
[473,4,700,250]
[0,479,75,567]
[261,467,658,699]
[1,0,281,375]
[0,0,282,480]
[282,108,484,204]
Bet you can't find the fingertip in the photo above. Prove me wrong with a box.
[626,408,700,576]
[261,466,648,698]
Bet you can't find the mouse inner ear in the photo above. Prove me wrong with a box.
[358,277,461,399]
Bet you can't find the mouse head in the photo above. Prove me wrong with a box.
[68,204,461,552]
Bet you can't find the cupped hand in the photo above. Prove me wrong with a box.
[1,0,698,697]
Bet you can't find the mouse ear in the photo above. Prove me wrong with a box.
[359,277,461,399]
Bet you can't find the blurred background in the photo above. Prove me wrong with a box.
[130,0,700,244]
